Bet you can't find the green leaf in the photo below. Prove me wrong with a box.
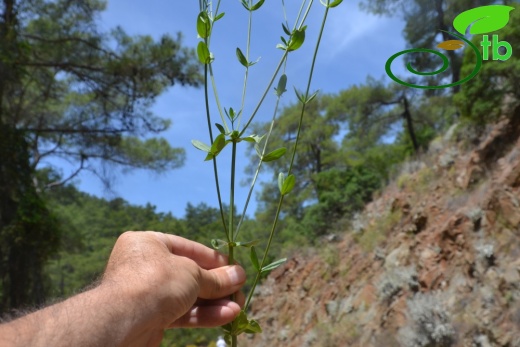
[215,123,226,134]
[205,133,227,161]
[288,27,306,51]
[211,239,228,249]
[278,172,285,193]
[237,239,260,248]
[249,56,260,67]
[197,11,211,39]
[261,258,287,273]
[262,147,286,162]
[245,319,262,334]
[231,311,249,335]
[240,0,250,10]
[197,41,212,64]
[276,43,287,50]
[230,130,241,141]
[225,107,239,122]
[214,12,225,21]
[250,0,265,11]
[294,87,304,103]
[307,90,319,103]
[282,23,291,36]
[211,133,226,153]
[281,174,295,195]
[321,0,343,8]
[191,139,211,152]
[222,323,232,334]
[236,47,249,67]
[242,134,264,143]
[453,5,515,35]
[250,246,260,271]
[274,74,287,97]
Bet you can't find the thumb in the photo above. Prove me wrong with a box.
[198,265,246,299]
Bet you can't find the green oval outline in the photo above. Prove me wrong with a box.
[385,31,483,89]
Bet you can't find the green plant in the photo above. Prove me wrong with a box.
[192,1,343,345]
[355,210,402,252]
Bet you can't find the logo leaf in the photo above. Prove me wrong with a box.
[453,5,515,35]
[437,40,465,51]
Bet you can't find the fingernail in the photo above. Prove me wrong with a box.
[226,265,245,285]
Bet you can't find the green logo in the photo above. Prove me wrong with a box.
[385,5,515,89]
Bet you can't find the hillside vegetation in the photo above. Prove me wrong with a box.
[243,114,520,346]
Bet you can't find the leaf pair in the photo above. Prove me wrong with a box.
[191,133,227,161]
[250,246,287,274]
[240,0,265,11]
[277,26,306,52]
[236,47,260,68]
[196,11,220,64]
[222,311,262,343]
[320,0,343,8]
[211,239,260,250]
[294,88,318,104]
[278,172,295,195]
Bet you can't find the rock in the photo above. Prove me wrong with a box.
[384,244,410,269]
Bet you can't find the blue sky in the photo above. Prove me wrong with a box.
[70,1,406,218]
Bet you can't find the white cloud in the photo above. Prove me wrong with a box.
[323,2,403,60]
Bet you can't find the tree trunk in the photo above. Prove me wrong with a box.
[434,0,461,93]
[0,0,59,312]
[402,96,420,153]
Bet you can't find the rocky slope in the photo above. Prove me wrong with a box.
[240,115,520,346]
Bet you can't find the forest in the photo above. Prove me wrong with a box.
[1,0,520,346]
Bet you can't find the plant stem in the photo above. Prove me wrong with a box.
[229,141,237,245]
[245,195,284,310]
[204,61,229,239]
[238,52,288,137]
[288,2,327,174]
[229,141,238,347]
[200,1,229,236]
[236,2,253,131]
[244,1,331,312]
[234,91,284,241]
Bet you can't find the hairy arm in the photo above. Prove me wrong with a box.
[0,283,147,347]
[0,232,245,347]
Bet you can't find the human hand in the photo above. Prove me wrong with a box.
[101,231,246,346]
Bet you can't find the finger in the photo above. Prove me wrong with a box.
[170,300,241,328]
[235,290,246,308]
[192,291,245,308]
[198,265,246,299]
[154,232,229,269]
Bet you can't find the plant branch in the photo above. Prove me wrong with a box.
[245,0,331,312]
[238,52,288,137]
[236,2,253,130]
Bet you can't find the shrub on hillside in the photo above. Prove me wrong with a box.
[398,292,456,347]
